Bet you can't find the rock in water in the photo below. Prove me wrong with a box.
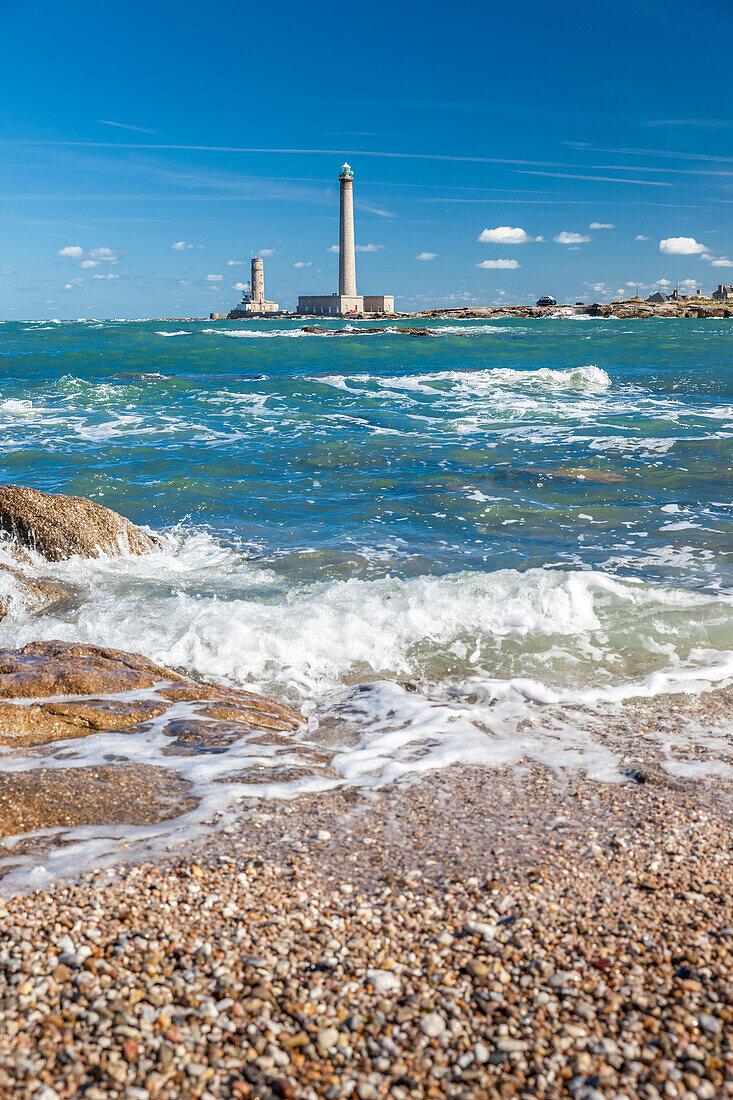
[0,641,309,845]
[0,485,160,561]
[0,564,73,621]
[0,640,305,748]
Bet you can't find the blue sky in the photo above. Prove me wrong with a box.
[1,0,732,318]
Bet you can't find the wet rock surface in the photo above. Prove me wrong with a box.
[0,640,304,748]
[0,485,161,561]
[0,564,73,621]
[0,764,196,842]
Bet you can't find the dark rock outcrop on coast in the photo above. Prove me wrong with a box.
[0,485,161,562]
[411,299,733,320]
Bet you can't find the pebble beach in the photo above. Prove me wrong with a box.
[1,762,732,1100]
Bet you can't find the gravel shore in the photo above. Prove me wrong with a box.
[1,765,731,1100]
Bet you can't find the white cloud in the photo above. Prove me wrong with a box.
[555,231,592,245]
[63,283,74,290]
[659,236,706,255]
[326,245,339,253]
[293,261,312,268]
[58,245,83,258]
[416,252,437,261]
[172,241,193,250]
[355,244,384,252]
[89,247,119,262]
[257,248,278,257]
[589,222,614,230]
[80,260,99,269]
[227,259,244,266]
[63,278,83,289]
[680,278,699,290]
[635,235,649,241]
[710,257,733,267]
[478,226,532,245]
[205,274,223,282]
[234,281,248,291]
[179,280,190,286]
[476,259,520,270]
[93,273,119,280]
[658,278,672,287]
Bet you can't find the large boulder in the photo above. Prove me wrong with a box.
[0,485,160,561]
[0,640,305,748]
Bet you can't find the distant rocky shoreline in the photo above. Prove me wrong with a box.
[170,299,733,324]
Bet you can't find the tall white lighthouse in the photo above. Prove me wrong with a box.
[338,163,357,297]
[297,161,395,316]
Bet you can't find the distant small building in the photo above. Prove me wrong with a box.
[536,295,557,307]
[647,290,670,304]
[712,284,733,300]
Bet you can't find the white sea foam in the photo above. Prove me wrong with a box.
[0,399,35,417]
[2,533,732,887]
[201,328,307,339]
[155,330,191,337]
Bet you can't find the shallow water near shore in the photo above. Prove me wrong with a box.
[0,316,732,884]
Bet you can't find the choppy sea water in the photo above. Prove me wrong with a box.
[0,316,732,882]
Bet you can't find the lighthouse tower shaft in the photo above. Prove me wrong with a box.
[250,257,265,305]
[338,165,357,296]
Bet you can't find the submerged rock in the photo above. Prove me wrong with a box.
[302,325,437,337]
[0,563,73,621]
[0,763,196,841]
[0,484,160,561]
[0,640,304,748]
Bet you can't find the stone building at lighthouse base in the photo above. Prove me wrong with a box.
[296,293,395,317]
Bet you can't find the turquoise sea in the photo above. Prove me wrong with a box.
[0,316,732,874]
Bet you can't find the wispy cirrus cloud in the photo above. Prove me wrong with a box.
[646,118,733,131]
[416,252,437,261]
[355,244,384,252]
[519,170,671,187]
[172,241,204,251]
[589,222,614,229]
[98,120,158,135]
[355,200,395,219]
